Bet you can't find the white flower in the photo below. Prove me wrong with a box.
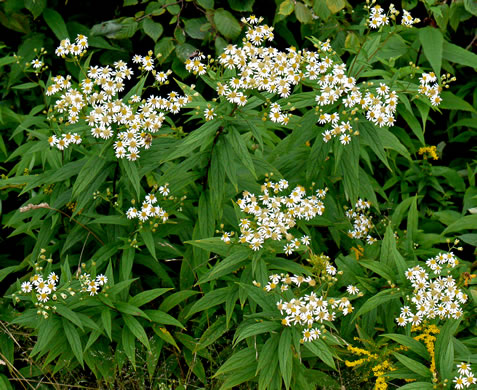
[347,285,360,295]
[21,281,32,293]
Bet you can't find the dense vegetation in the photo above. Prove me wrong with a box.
[0,0,476,389]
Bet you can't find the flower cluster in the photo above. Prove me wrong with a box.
[418,72,442,106]
[48,132,82,151]
[15,251,109,319]
[412,324,440,380]
[418,145,439,160]
[269,103,290,126]
[126,184,170,222]
[345,199,376,244]
[222,180,326,254]
[368,5,391,28]
[185,51,206,75]
[396,252,467,326]
[79,272,108,296]
[453,362,476,389]
[47,41,191,159]
[21,272,60,303]
[368,4,419,29]
[55,34,88,57]
[268,273,355,342]
[401,9,420,27]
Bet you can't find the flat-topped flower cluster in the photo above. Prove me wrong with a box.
[126,184,170,222]
[266,273,355,342]
[184,12,441,147]
[221,180,326,254]
[15,252,109,319]
[46,36,191,160]
[396,252,467,326]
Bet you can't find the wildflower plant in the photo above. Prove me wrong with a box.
[1,1,476,389]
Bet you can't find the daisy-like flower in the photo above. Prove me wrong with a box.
[31,59,43,69]
[21,281,33,293]
[204,107,216,121]
[347,285,360,295]
[96,274,108,286]
[457,362,471,377]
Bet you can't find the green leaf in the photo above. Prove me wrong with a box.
[213,347,256,377]
[144,310,185,328]
[142,18,163,42]
[442,41,477,68]
[165,120,222,161]
[62,318,84,367]
[25,0,46,19]
[120,159,141,200]
[175,42,198,62]
[234,321,281,345]
[397,383,434,390]
[304,339,336,369]
[295,2,313,23]
[419,27,443,77]
[43,8,69,40]
[459,233,477,246]
[228,0,254,12]
[196,316,227,351]
[197,0,214,9]
[439,91,476,112]
[442,214,477,234]
[129,288,172,307]
[214,9,241,40]
[393,352,430,378]
[186,287,233,318]
[435,319,460,379]
[0,374,14,390]
[381,334,429,359]
[155,37,175,63]
[159,290,201,312]
[101,309,112,341]
[353,289,401,319]
[122,314,150,350]
[359,121,391,170]
[257,334,279,388]
[12,82,39,90]
[398,106,425,145]
[184,17,208,40]
[197,249,250,284]
[185,237,232,257]
[378,127,411,160]
[152,326,180,351]
[326,0,345,13]
[226,127,257,179]
[278,328,293,389]
[55,304,84,331]
[359,260,395,282]
[381,225,407,283]
[115,302,150,320]
[72,156,108,199]
[140,229,157,260]
[464,0,477,15]
[122,326,136,368]
[279,0,295,16]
